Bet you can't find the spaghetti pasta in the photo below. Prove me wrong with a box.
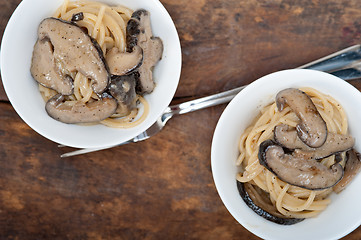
[38,0,150,128]
[236,87,349,219]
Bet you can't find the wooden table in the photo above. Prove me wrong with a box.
[1,0,361,239]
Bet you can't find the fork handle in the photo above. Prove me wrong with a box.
[167,86,245,116]
[167,44,361,117]
[298,44,361,75]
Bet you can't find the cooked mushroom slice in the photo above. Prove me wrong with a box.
[334,153,344,164]
[71,12,84,22]
[45,93,117,124]
[274,124,354,159]
[258,140,344,190]
[126,9,163,94]
[237,181,304,225]
[109,73,138,117]
[31,38,74,95]
[334,149,361,193]
[31,18,110,95]
[106,46,143,76]
[276,88,327,148]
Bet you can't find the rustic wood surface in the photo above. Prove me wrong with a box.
[1,0,361,239]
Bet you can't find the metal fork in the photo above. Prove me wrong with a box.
[60,92,238,157]
[60,44,361,157]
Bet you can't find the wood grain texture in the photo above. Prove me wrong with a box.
[0,102,258,240]
[0,0,21,101]
[1,0,361,239]
[164,0,361,97]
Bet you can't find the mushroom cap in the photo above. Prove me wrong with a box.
[31,38,74,95]
[334,149,361,193]
[274,124,354,160]
[71,12,84,22]
[45,93,117,124]
[106,46,143,76]
[109,73,138,117]
[237,181,304,225]
[126,10,163,94]
[258,139,344,190]
[31,18,110,95]
[276,88,328,148]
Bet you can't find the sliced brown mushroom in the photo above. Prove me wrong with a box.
[276,88,328,148]
[333,149,361,193]
[109,73,138,117]
[31,38,74,95]
[237,181,304,225]
[126,9,163,94]
[45,93,117,124]
[31,17,110,95]
[71,12,84,22]
[106,46,143,76]
[258,139,344,190]
[274,124,354,160]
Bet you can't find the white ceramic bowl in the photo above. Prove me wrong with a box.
[211,69,361,240]
[1,0,181,148]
